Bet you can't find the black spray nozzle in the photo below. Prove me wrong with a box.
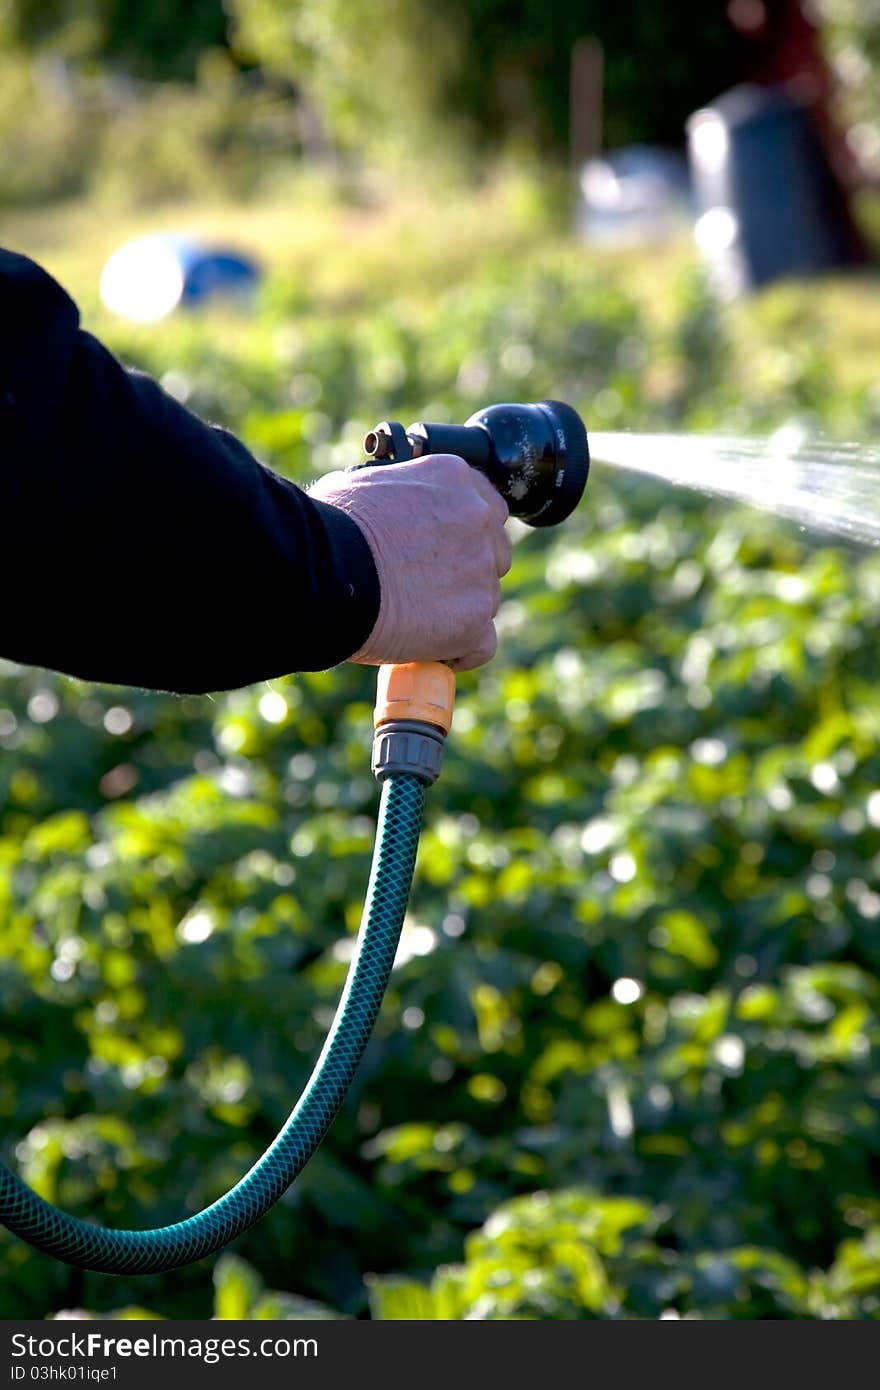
[363,400,590,527]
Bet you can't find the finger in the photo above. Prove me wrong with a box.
[480,525,511,580]
[448,624,498,672]
[399,452,469,481]
[490,575,502,618]
[307,469,347,497]
[469,468,510,524]
[494,527,513,577]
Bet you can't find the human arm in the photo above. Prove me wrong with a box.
[0,249,509,693]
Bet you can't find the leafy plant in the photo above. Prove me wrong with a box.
[2,198,880,1320]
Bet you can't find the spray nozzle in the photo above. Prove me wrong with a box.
[363,399,590,527]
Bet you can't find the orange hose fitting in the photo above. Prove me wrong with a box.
[374,662,456,735]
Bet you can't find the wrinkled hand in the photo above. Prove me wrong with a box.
[310,454,511,671]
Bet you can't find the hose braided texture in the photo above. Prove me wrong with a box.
[0,774,425,1274]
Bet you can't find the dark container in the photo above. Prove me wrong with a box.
[687,84,867,295]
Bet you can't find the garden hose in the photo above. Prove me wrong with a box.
[0,662,455,1274]
[0,399,590,1274]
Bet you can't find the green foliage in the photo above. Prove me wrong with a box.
[6,0,228,80]
[0,51,99,204]
[819,1,880,178]
[212,1254,341,1320]
[0,0,750,205]
[43,1253,340,1320]
[228,0,742,161]
[228,0,466,165]
[370,1189,880,1319]
[0,50,303,208]
[3,207,880,1321]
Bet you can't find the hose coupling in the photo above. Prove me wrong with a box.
[372,662,456,786]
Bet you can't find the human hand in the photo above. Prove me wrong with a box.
[309,454,511,671]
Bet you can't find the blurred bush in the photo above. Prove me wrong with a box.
[1,219,880,1319]
[0,35,307,208]
[820,0,880,180]
[229,0,744,161]
[0,1,754,205]
[369,1190,880,1319]
[9,0,880,215]
[1,0,228,80]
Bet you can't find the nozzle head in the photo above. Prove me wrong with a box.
[361,400,590,527]
[464,400,590,526]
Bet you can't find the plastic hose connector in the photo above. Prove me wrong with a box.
[372,662,455,786]
[373,719,445,785]
[374,662,455,735]
[0,775,425,1274]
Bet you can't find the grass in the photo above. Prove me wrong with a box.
[3,170,692,320]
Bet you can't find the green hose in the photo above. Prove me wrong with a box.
[0,773,425,1275]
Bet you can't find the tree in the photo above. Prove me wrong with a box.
[818,0,880,180]
[4,0,229,78]
[228,0,745,161]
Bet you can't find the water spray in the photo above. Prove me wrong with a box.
[0,400,590,1274]
[589,428,880,548]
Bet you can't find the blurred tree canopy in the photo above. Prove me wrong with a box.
[818,0,880,179]
[2,0,229,78]
[0,0,750,183]
[228,0,744,157]
[9,0,880,204]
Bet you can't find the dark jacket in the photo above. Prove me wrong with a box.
[0,249,380,693]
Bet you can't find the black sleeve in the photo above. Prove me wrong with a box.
[0,249,381,694]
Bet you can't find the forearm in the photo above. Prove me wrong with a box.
[0,250,380,693]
